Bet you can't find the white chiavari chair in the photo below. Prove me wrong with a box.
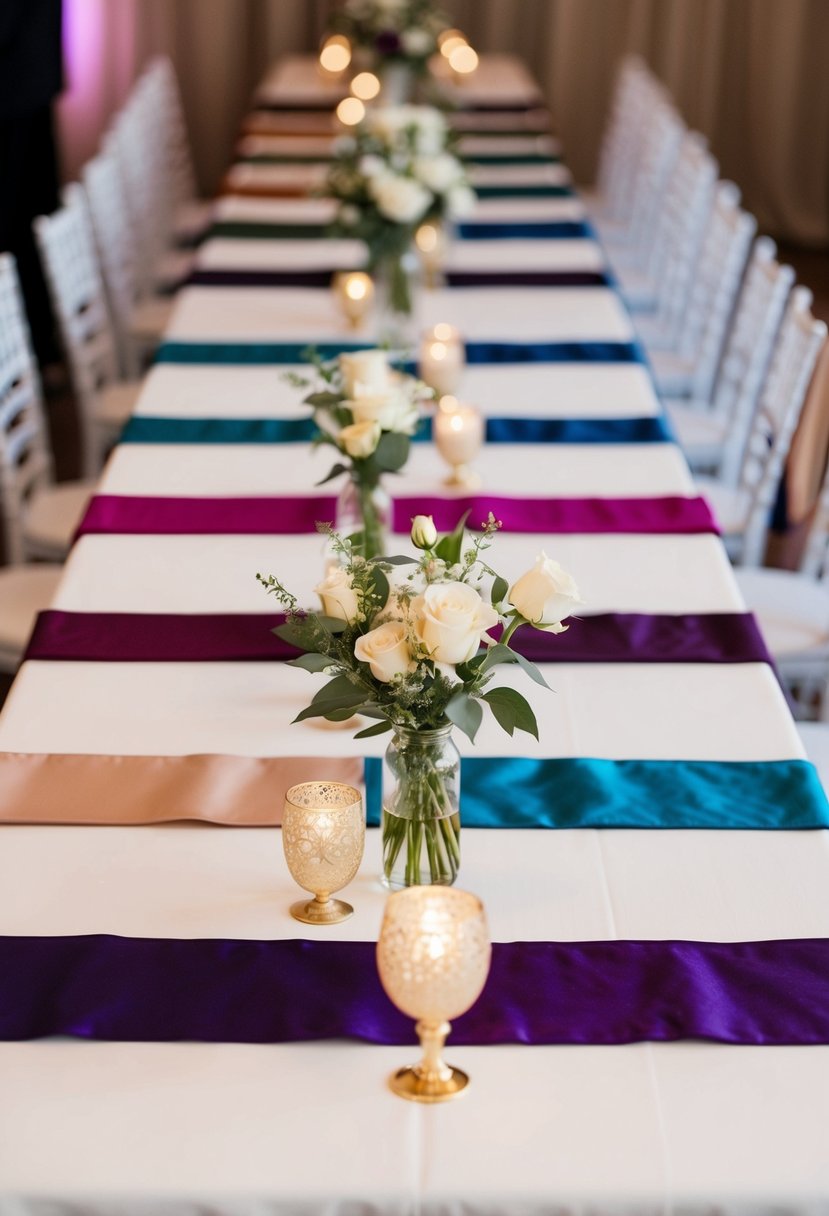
[587,56,655,225]
[33,185,141,477]
[82,143,174,379]
[0,254,85,669]
[595,97,686,271]
[734,437,829,716]
[615,133,717,325]
[141,56,212,243]
[698,287,827,566]
[665,238,795,474]
[643,183,755,394]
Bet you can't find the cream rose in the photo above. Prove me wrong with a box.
[369,172,432,224]
[414,153,463,193]
[314,566,360,623]
[508,552,581,632]
[339,419,381,458]
[339,350,392,397]
[410,514,437,549]
[347,389,419,434]
[446,184,477,217]
[354,621,415,683]
[412,581,499,665]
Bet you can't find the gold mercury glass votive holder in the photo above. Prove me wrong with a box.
[282,781,365,925]
[376,886,492,1102]
[333,270,374,328]
[433,395,484,488]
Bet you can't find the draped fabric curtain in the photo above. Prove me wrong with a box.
[58,0,829,244]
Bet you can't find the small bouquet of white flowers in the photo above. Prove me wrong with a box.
[327,105,474,316]
[287,348,432,558]
[330,0,448,75]
[257,513,581,887]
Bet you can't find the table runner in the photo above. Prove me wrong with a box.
[23,610,772,667]
[186,268,612,289]
[155,339,644,365]
[207,219,592,241]
[120,416,672,445]
[5,934,829,1046]
[75,494,718,537]
[1,751,823,828]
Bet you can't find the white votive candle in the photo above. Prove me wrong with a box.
[419,324,465,394]
[334,271,374,328]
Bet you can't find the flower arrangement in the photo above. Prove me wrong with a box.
[258,513,581,886]
[287,348,431,558]
[329,0,448,76]
[327,105,474,316]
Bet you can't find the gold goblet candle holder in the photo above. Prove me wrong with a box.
[377,886,491,1102]
[419,324,465,395]
[333,271,374,328]
[433,395,484,488]
[415,223,449,289]
[282,781,365,925]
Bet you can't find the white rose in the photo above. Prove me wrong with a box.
[339,419,381,458]
[412,581,499,665]
[339,349,392,396]
[414,153,463,193]
[359,154,386,179]
[354,621,415,682]
[446,184,476,217]
[410,514,437,549]
[347,389,419,434]
[314,566,360,623]
[508,552,582,633]
[401,28,434,56]
[369,172,432,223]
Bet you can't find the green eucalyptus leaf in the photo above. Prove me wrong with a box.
[445,690,484,743]
[368,563,390,609]
[512,648,552,690]
[434,510,471,565]
[285,652,332,673]
[305,390,341,407]
[315,462,350,486]
[481,686,539,739]
[317,615,349,634]
[374,431,409,472]
[491,574,509,605]
[353,719,394,739]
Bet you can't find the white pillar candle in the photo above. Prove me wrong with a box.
[419,324,465,395]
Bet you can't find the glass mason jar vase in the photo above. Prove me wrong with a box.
[335,475,391,560]
[381,723,461,889]
[372,248,420,347]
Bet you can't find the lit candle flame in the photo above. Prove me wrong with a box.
[319,35,351,74]
[336,97,365,126]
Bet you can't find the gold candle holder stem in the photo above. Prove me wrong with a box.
[445,463,482,489]
[389,1019,470,1102]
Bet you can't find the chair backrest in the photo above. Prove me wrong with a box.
[714,238,795,479]
[82,143,143,379]
[682,183,756,397]
[645,133,718,343]
[733,287,827,566]
[0,254,54,564]
[33,183,121,478]
[110,83,170,298]
[594,56,657,220]
[623,97,686,262]
[141,56,199,215]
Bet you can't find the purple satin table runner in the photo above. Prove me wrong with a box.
[24,610,772,666]
[76,494,719,537]
[3,934,829,1045]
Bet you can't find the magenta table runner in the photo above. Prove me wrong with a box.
[3,934,829,1045]
[24,610,772,666]
[76,494,719,537]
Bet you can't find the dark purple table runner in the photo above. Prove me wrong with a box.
[76,494,719,538]
[24,610,773,667]
[4,934,829,1045]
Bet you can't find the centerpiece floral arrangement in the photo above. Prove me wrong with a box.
[258,512,581,887]
[287,347,431,558]
[327,105,474,321]
[329,0,448,87]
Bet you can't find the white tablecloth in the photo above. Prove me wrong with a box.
[0,59,826,1216]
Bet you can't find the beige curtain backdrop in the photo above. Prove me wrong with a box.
[58,0,829,246]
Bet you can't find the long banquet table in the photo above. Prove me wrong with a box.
[2,54,829,1215]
